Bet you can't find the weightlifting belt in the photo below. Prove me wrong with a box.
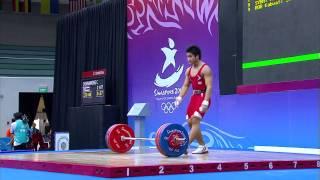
[193,90,205,95]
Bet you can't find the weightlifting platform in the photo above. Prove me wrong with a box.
[0,149,319,178]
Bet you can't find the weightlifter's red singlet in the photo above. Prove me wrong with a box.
[186,64,211,120]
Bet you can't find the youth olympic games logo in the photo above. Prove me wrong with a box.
[154,38,184,88]
[154,38,184,114]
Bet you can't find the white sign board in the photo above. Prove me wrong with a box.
[55,132,70,151]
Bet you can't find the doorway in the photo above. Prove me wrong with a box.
[19,92,53,149]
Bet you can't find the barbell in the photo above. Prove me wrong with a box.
[105,123,189,157]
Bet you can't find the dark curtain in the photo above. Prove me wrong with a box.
[218,0,243,95]
[53,0,127,132]
[19,93,40,125]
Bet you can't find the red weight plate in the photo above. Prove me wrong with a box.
[155,124,165,155]
[106,124,117,149]
[108,124,135,153]
[156,124,170,156]
[106,124,121,149]
[156,124,169,147]
[155,123,171,156]
[107,124,124,152]
[106,124,135,153]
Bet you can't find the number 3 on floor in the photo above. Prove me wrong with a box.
[189,165,194,173]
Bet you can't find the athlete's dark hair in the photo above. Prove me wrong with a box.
[186,45,201,59]
[13,112,28,124]
[13,112,23,120]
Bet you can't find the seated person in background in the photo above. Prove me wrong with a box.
[6,128,11,138]
[30,122,44,151]
[31,123,40,135]
[10,112,30,150]
[6,119,15,138]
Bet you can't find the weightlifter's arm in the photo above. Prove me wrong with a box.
[175,68,191,106]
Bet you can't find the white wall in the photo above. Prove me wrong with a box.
[0,77,53,137]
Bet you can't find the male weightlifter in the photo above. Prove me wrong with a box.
[175,45,213,154]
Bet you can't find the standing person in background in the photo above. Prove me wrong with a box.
[43,119,52,148]
[10,112,30,150]
[44,119,51,135]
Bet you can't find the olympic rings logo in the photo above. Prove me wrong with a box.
[161,102,176,114]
